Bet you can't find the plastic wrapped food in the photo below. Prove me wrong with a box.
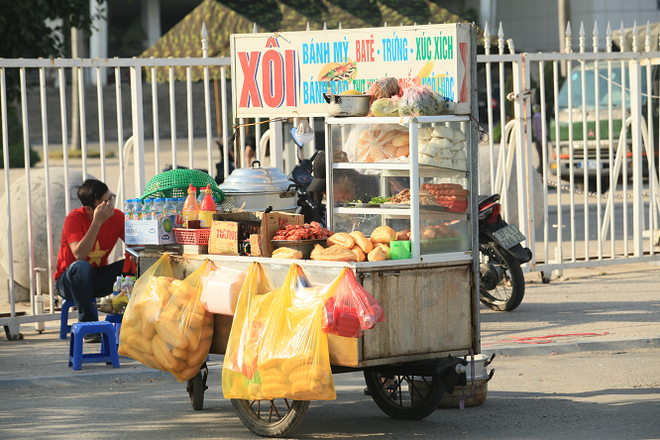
[222,263,336,401]
[370,97,400,117]
[321,267,385,338]
[118,255,215,383]
[368,76,401,103]
[399,85,447,116]
[354,125,409,162]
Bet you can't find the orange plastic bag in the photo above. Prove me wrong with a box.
[118,255,215,382]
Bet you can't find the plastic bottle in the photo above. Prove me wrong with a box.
[121,275,133,295]
[198,184,216,228]
[164,198,176,217]
[153,198,165,220]
[182,184,200,228]
[143,199,153,221]
[123,199,134,221]
[133,199,143,221]
[113,276,123,293]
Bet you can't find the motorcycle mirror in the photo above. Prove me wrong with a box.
[290,127,305,148]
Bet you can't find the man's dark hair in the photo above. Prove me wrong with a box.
[77,179,109,207]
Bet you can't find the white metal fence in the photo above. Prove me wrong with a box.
[477,21,660,278]
[2,20,660,338]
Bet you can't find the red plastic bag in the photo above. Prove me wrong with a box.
[321,268,385,338]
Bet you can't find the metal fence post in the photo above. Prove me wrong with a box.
[629,56,644,257]
[130,62,146,196]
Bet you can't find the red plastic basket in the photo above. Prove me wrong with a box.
[173,228,211,245]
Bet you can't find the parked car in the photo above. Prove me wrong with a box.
[549,62,659,187]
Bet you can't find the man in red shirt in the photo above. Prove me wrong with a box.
[55,179,130,343]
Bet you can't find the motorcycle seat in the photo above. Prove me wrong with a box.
[478,194,500,208]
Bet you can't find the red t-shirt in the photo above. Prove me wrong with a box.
[54,207,125,281]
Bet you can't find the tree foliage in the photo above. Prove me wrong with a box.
[0,0,101,166]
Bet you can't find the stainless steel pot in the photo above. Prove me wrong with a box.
[218,161,298,212]
[409,353,496,409]
[439,353,496,408]
[324,93,371,117]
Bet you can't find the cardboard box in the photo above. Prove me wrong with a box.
[208,211,303,256]
[125,215,177,245]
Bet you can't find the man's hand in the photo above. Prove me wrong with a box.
[92,200,115,226]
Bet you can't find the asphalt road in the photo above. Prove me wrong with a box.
[2,348,658,440]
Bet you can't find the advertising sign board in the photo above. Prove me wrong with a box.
[231,23,472,117]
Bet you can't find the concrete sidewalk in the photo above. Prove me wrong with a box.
[1,262,659,389]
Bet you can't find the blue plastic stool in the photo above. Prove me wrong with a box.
[104,314,123,345]
[60,298,97,340]
[68,321,120,370]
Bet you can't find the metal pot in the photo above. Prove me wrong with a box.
[438,353,496,408]
[324,93,371,117]
[409,353,496,409]
[218,161,298,212]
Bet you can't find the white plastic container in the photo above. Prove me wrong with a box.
[201,267,247,316]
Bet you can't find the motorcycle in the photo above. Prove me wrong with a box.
[478,194,532,311]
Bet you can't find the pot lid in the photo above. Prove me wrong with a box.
[219,161,292,193]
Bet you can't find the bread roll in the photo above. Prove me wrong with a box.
[450,229,463,238]
[367,247,387,262]
[327,232,355,249]
[349,231,373,253]
[370,226,396,244]
[437,224,450,235]
[350,245,367,262]
[315,246,358,262]
[374,243,391,259]
[395,146,409,157]
[392,132,409,148]
[396,231,409,241]
[423,228,436,239]
[310,244,324,260]
[272,247,303,259]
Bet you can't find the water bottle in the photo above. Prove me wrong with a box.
[164,198,176,217]
[133,199,143,221]
[121,275,134,295]
[113,276,123,293]
[153,198,165,220]
[143,199,154,221]
[124,199,134,221]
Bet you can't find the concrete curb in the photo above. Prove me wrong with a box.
[0,364,225,390]
[2,337,658,389]
[482,335,660,357]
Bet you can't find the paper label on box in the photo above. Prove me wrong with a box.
[124,216,176,245]
[209,221,239,255]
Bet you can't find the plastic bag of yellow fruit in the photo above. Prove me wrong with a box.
[222,263,336,401]
[118,254,215,382]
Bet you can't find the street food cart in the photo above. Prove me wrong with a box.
[135,22,480,437]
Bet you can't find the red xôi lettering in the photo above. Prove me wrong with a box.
[285,49,297,106]
[238,51,262,108]
[262,50,284,108]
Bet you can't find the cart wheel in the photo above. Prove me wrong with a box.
[364,371,444,420]
[186,363,208,411]
[231,398,309,438]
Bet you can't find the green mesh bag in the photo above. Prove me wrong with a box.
[142,169,224,201]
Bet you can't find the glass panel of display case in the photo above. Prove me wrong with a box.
[419,216,471,255]
[329,120,470,174]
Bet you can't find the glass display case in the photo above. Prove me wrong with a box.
[325,115,476,260]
